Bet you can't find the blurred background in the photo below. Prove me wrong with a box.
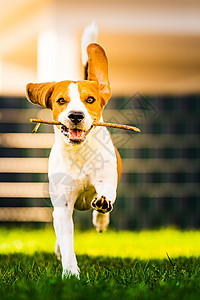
[0,0,200,229]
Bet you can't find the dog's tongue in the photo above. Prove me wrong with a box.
[69,129,84,140]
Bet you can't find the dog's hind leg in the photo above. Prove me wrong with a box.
[55,239,61,260]
[92,210,110,233]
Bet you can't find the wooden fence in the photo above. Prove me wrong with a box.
[0,94,199,229]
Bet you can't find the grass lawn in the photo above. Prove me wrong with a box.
[0,226,200,299]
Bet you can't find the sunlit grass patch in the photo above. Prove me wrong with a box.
[0,226,55,254]
[0,226,200,259]
[75,228,200,259]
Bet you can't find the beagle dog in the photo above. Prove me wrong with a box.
[26,26,121,279]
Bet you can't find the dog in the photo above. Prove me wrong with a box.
[26,23,121,279]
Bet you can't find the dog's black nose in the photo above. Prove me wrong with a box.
[68,111,85,124]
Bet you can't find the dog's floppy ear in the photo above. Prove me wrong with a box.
[26,82,55,109]
[87,43,111,106]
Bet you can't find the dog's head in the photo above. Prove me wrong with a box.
[26,43,111,145]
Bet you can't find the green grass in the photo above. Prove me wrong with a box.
[0,226,200,299]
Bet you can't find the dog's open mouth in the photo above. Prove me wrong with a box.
[61,125,93,143]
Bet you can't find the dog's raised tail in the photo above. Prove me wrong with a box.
[81,21,98,79]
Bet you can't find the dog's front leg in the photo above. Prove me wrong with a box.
[53,205,80,279]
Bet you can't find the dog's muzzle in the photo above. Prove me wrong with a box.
[61,125,93,144]
[60,111,93,144]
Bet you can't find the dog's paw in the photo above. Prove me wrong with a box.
[62,267,80,280]
[91,195,113,214]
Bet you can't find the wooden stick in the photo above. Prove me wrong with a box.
[32,122,41,133]
[93,122,141,132]
[31,119,61,125]
[30,118,141,133]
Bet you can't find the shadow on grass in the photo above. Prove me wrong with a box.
[0,253,200,300]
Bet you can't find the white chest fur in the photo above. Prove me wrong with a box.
[48,125,117,209]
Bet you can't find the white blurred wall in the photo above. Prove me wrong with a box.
[0,0,200,96]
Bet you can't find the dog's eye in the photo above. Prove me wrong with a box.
[57,98,66,105]
[86,96,96,104]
